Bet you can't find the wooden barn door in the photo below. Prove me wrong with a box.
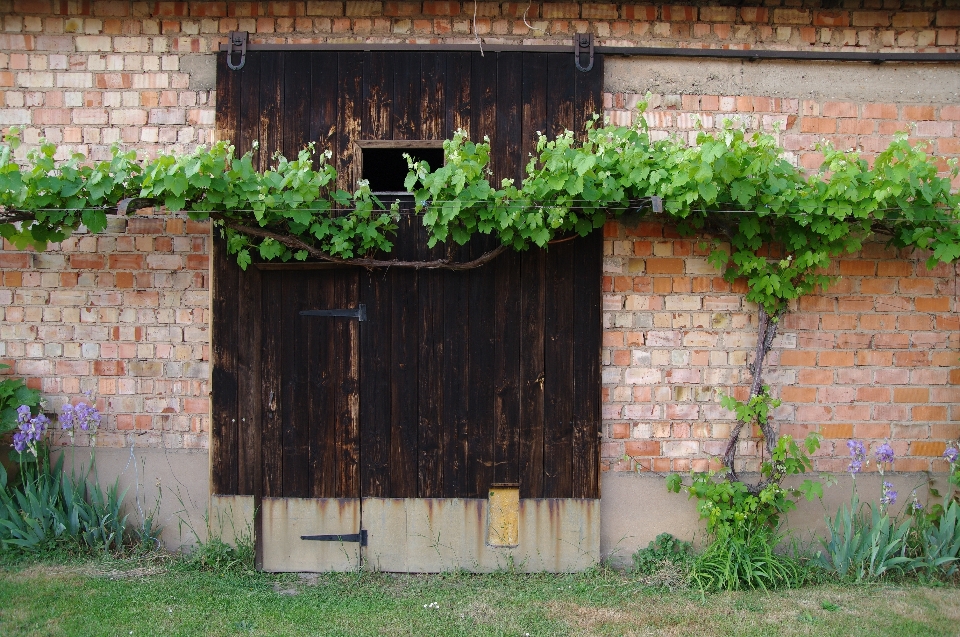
[212,49,604,572]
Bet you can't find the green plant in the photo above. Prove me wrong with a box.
[183,536,255,574]
[630,532,693,577]
[667,432,823,536]
[690,526,803,592]
[0,452,129,554]
[819,491,914,582]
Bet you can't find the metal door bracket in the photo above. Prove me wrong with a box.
[227,31,247,70]
[301,530,368,546]
[574,33,594,72]
[300,304,367,321]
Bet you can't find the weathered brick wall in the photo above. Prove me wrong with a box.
[1,2,958,471]
[600,222,959,476]
[0,212,210,449]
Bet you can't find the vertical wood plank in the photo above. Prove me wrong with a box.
[443,52,471,138]
[441,268,469,499]
[572,232,602,499]
[336,53,363,191]
[574,53,604,141]
[309,52,339,163]
[392,52,421,140]
[546,53,575,140]
[307,273,334,498]
[282,51,312,160]
[211,233,239,495]
[494,51,523,184]
[362,51,393,140]
[389,216,419,498]
[236,265,262,497]
[465,254,497,500]
[258,53,284,171]
[493,249,521,486]
[417,222,445,498]
[520,53,547,182]
[260,272,283,498]
[237,50,260,162]
[470,51,497,154]
[543,241,575,498]
[281,271,310,498]
[214,52,240,146]
[337,270,361,498]
[420,53,445,141]
[359,268,392,498]
[518,249,545,498]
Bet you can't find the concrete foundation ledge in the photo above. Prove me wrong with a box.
[600,471,936,569]
[50,446,210,550]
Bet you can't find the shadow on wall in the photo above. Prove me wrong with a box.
[51,445,210,550]
[600,471,933,569]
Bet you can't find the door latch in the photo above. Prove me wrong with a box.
[300,304,367,322]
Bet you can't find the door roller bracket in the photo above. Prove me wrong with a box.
[574,33,594,72]
[227,31,247,71]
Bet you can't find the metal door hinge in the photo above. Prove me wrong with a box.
[301,530,368,546]
[227,31,247,70]
[574,33,594,72]
[300,304,367,322]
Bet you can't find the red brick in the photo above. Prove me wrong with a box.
[903,105,936,121]
[661,6,696,21]
[623,5,657,21]
[851,11,891,27]
[912,441,947,456]
[941,106,960,120]
[108,254,144,269]
[819,351,854,367]
[781,386,817,402]
[823,102,858,118]
[821,423,854,439]
[94,360,127,376]
[813,10,849,27]
[781,351,817,366]
[645,258,684,275]
[894,387,929,403]
[892,12,933,28]
[739,7,768,23]
[913,406,948,421]
[127,218,166,234]
[800,117,837,134]
[938,10,960,26]
[625,441,661,456]
[541,3,580,19]
[838,259,876,276]
[69,254,105,269]
[916,297,951,312]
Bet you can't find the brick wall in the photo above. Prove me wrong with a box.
[1,2,959,469]
[0,212,210,450]
[600,222,959,476]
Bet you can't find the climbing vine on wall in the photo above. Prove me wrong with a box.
[1,110,959,489]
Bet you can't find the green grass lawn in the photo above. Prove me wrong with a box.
[0,556,958,636]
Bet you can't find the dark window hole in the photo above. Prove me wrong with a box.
[361,147,444,193]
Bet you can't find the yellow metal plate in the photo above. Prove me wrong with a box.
[486,485,519,547]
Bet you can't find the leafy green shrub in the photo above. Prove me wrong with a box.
[667,432,823,537]
[630,532,693,577]
[690,527,803,592]
[0,453,128,554]
[819,491,913,582]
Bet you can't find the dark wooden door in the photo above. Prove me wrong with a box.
[212,50,604,506]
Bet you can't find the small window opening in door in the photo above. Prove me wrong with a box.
[357,142,444,194]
